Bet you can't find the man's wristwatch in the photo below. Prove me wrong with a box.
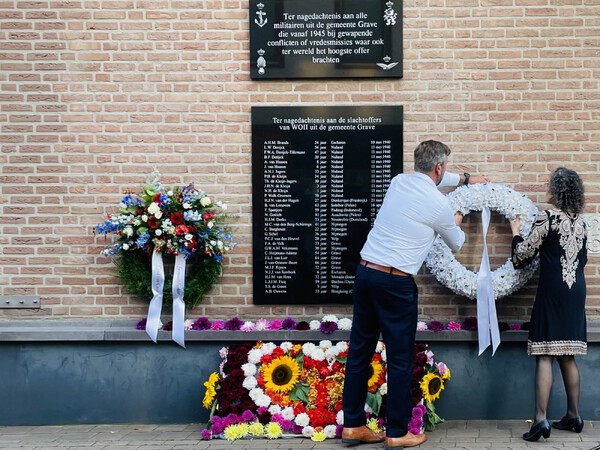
[463,172,470,185]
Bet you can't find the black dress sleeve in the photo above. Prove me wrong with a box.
[511,210,550,269]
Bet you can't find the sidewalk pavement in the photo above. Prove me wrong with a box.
[0,420,598,450]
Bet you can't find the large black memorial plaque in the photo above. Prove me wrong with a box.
[252,106,403,305]
[249,0,402,79]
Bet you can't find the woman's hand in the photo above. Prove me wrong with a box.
[509,215,521,236]
[454,211,464,226]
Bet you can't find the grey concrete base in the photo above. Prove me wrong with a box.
[1,321,599,426]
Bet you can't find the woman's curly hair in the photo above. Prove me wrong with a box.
[548,167,585,214]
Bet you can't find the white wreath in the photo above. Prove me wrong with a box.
[425,183,540,300]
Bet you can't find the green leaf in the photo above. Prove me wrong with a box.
[289,383,309,402]
[366,392,382,416]
[423,401,444,431]
[336,355,347,364]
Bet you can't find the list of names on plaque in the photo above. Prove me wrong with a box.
[249,0,403,79]
[252,105,403,305]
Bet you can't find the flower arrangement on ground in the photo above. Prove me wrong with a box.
[96,172,236,309]
[201,340,451,441]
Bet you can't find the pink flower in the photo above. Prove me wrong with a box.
[210,320,224,330]
[436,362,448,377]
[241,321,255,332]
[267,320,282,330]
[447,321,461,330]
[416,321,427,331]
[510,323,521,330]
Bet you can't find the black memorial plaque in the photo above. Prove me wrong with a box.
[252,105,403,305]
[249,0,402,79]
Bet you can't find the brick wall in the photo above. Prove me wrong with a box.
[1,0,599,322]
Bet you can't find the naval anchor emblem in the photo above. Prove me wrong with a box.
[255,2,267,27]
[377,55,398,70]
[257,49,267,75]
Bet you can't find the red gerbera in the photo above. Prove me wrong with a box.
[171,212,184,224]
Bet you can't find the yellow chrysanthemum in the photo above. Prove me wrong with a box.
[311,430,327,442]
[265,421,283,439]
[223,423,248,441]
[248,421,264,437]
[366,418,382,433]
[202,372,219,409]
[421,372,445,403]
[263,355,301,393]
[367,360,384,390]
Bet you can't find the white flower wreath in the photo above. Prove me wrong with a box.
[425,183,540,299]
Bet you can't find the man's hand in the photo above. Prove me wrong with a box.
[454,211,464,226]
[469,173,489,184]
[509,215,521,236]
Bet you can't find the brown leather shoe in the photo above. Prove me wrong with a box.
[341,425,386,446]
[385,431,427,449]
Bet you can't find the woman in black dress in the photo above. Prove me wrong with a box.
[510,167,587,442]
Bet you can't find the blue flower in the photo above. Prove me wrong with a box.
[136,233,150,248]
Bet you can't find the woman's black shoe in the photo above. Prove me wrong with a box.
[523,419,551,441]
[552,415,584,433]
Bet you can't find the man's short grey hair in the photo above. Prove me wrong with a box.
[414,140,451,173]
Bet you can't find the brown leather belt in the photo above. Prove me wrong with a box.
[360,259,411,277]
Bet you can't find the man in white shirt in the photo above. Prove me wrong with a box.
[341,140,488,448]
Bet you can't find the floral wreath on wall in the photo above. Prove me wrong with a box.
[96,172,237,309]
[200,340,450,441]
[425,183,539,299]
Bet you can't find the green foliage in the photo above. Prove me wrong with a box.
[289,383,310,403]
[116,249,223,309]
[423,400,445,431]
[366,392,382,416]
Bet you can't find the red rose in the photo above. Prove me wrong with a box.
[170,212,184,225]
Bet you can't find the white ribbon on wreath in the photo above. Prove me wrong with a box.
[145,252,186,348]
[425,183,540,354]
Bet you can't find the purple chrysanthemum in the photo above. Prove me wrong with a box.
[241,410,255,422]
[224,317,242,331]
[461,316,478,331]
[281,419,292,431]
[210,416,222,425]
[271,413,284,424]
[201,429,211,440]
[211,422,224,435]
[428,320,445,331]
[267,319,282,330]
[295,321,310,330]
[319,321,338,334]
[447,321,461,330]
[257,406,268,415]
[293,423,304,434]
[136,318,147,330]
[417,403,426,414]
[281,317,297,330]
[210,320,224,330]
[510,323,521,330]
[192,317,211,330]
[335,424,344,438]
[412,407,423,419]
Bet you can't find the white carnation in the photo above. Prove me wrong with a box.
[255,394,271,408]
[147,202,160,215]
[281,407,295,421]
[200,196,211,207]
[311,349,326,361]
[242,376,257,390]
[268,405,281,415]
[322,314,338,323]
[319,340,332,349]
[123,226,133,237]
[302,343,317,356]
[294,412,310,427]
[249,387,263,401]
[261,342,276,355]
[380,382,388,395]
[247,349,262,364]
[309,320,320,330]
[376,341,384,353]
[241,363,257,377]
[302,426,314,438]
[338,318,352,330]
[324,425,337,438]
[280,341,293,352]
[336,410,344,425]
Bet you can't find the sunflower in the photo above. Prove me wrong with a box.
[202,372,220,409]
[367,359,384,392]
[420,372,444,403]
[262,355,301,393]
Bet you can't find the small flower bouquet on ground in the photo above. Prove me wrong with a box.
[96,172,236,309]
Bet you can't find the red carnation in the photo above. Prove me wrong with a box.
[170,212,184,225]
